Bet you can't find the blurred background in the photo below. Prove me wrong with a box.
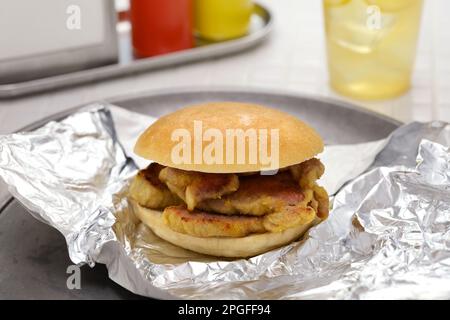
[0,0,448,134]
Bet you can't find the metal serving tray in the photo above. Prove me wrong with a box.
[0,88,401,299]
[0,4,272,99]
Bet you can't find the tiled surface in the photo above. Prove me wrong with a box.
[0,0,448,134]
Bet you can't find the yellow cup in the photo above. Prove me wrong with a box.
[323,0,423,100]
[195,0,254,41]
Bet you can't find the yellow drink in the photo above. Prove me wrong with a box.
[195,0,254,41]
[323,0,423,100]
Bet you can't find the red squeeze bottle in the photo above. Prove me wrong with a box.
[130,0,194,57]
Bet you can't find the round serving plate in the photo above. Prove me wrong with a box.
[0,88,401,299]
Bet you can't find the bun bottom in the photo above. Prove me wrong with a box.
[131,201,320,258]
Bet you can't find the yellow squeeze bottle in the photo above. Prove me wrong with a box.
[195,0,254,41]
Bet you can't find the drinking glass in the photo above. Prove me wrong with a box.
[323,0,423,100]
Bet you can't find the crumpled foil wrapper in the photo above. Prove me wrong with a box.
[0,104,449,299]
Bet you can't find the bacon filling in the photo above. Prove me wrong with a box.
[129,159,329,238]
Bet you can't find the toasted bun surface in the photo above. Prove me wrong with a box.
[134,102,324,173]
[132,201,319,258]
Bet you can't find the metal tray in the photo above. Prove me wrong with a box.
[0,4,272,99]
[0,88,401,299]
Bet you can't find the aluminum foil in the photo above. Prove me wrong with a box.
[0,103,449,300]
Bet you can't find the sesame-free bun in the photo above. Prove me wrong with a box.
[132,201,320,258]
[134,102,324,173]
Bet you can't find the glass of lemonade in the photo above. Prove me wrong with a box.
[323,0,423,100]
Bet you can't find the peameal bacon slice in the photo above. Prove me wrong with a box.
[163,206,266,238]
[290,158,329,219]
[198,171,308,216]
[164,158,329,220]
[129,163,182,209]
[163,201,317,238]
[262,189,316,232]
[158,167,239,211]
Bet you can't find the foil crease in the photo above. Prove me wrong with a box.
[0,104,449,300]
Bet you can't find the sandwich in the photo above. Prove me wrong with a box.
[128,102,329,258]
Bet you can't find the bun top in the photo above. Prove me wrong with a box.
[134,102,324,173]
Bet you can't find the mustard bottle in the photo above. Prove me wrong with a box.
[195,0,254,41]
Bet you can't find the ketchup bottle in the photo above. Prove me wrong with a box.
[130,0,194,57]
